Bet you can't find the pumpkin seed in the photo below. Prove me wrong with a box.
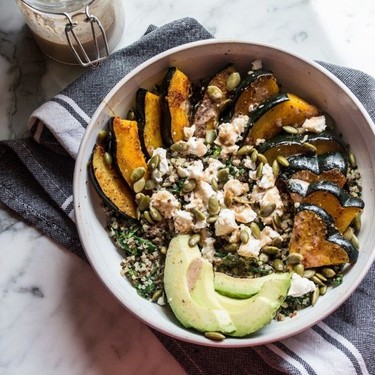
[262,246,280,256]
[182,179,196,193]
[104,152,113,167]
[149,206,162,222]
[211,177,219,192]
[160,246,167,255]
[188,234,201,247]
[272,159,280,177]
[137,195,151,211]
[143,210,154,224]
[204,331,225,341]
[206,215,218,224]
[191,208,206,221]
[302,142,317,153]
[130,167,146,182]
[208,196,220,215]
[315,272,328,282]
[237,145,254,156]
[205,130,217,144]
[98,129,108,141]
[226,72,241,91]
[282,125,299,134]
[240,229,250,244]
[311,287,320,306]
[170,141,187,153]
[274,259,284,272]
[258,253,269,263]
[352,214,361,234]
[136,208,141,220]
[224,243,238,252]
[319,285,328,296]
[272,237,283,248]
[257,153,268,164]
[259,203,276,217]
[293,263,305,276]
[303,269,316,279]
[127,109,136,120]
[311,275,325,286]
[250,149,258,163]
[224,191,233,208]
[133,177,146,193]
[351,233,360,249]
[348,151,357,168]
[343,226,354,241]
[148,154,160,171]
[217,168,229,183]
[256,162,264,178]
[207,85,224,101]
[250,222,261,239]
[144,179,156,191]
[151,289,163,302]
[276,155,290,167]
[287,253,303,265]
[272,213,282,228]
[321,267,336,278]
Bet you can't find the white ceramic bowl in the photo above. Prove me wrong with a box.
[73,40,375,347]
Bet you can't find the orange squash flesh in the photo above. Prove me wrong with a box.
[143,92,163,156]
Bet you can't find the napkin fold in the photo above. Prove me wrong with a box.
[1,17,374,375]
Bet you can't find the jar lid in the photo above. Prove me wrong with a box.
[22,0,93,14]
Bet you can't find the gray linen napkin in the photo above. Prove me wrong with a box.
[0,17,374,375]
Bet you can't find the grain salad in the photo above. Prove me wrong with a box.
[89,61,364,337]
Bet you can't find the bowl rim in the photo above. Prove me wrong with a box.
[73,38,375,347]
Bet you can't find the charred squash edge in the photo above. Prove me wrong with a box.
[293,203,359,263]
[136,88,163,158]
[160,67,192,146]
[88,143,137,219]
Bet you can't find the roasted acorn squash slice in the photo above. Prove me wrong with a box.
[111,116,148,187]
[289,203,358,269]
[89,143,137,219]
[257,131,347,164]
[136,88,163,158]
[244,93,320,145]
[193,64,237,138]
[284,152,348,188]
[302,181,364,233]
[228,70,280,119]
[161,67,192,146]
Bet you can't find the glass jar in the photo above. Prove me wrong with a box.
[15,0,125,67]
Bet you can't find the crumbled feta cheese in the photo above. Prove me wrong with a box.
[251,59,263,70]
[186,136,207,157]
[177,160,204,179]
[251,186,284,224]
[288,273,316,297]
[174,210,194,233]
[220,144,239,159]
[257,163,276,189]
[194,180,216,207]
[259,226,282,248]
[201,237,216,262]
[237,225,261,257]
[223,179,249,196]
[203,158,225,183]
[215,209,238,236]
[301,115,326,133]
[151,147,169,183]
[243,157,256,170]
[215,115,248,147]
[233,205,257,223]
[150,190,180,219]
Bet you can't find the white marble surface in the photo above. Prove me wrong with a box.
[1,0,375,374]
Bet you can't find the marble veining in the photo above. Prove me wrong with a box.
[1,0,375,373]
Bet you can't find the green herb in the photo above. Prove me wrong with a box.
[331,273,344,287]
[278,295,312,316]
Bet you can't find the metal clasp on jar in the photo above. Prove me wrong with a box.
[64,4,109,68]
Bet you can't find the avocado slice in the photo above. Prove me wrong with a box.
[163,235,235,334]
[214,272,291,299]
[217,275,292,337]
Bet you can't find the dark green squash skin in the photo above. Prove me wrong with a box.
[160,67,176,146]
[241,93,290,146]
[279,152,348,186]
[305,181,364,209]
[135,88,151,158]
[221,70,275,121]
[295,203,358,263]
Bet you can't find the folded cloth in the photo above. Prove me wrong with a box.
[0,17,374,375]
